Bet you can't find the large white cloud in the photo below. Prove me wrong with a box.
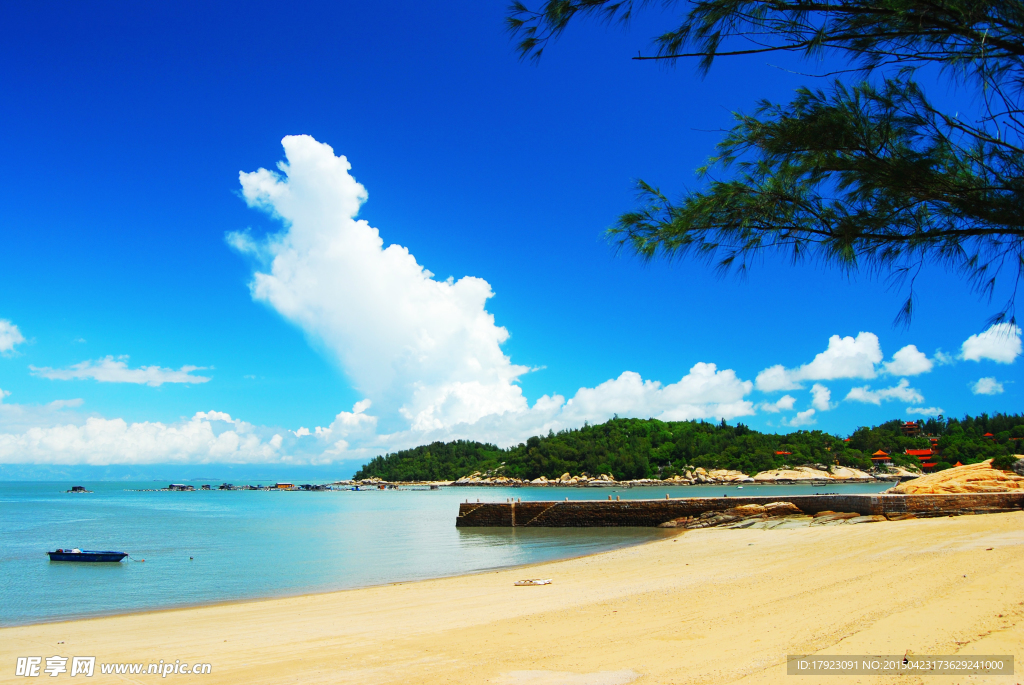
[30,356,210,386]
[844,379,924,405]
[0,410,283,465]
[0,319,26,355]
[559,364,754,424]
[961,323,1021,364]
[227,136,757,449]
[755,332,882,391]
[229,135,529,431]
[362,363,755,452]
[882,344,934,376]
[971,377,1004,395]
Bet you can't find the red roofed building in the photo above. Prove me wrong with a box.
[902,421,922,437]
[871,450,892,464]
[775,451,792,455]
[905,449,934,457]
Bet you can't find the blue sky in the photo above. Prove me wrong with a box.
[0,1,1019,476]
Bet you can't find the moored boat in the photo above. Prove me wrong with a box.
[47,548,127,562]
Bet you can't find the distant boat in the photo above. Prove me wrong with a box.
[47,549,127,563]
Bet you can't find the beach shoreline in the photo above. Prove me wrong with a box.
[1,530,678,630]
[4,512,1023,685]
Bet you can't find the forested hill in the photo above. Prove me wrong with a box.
[352,413,1024,481]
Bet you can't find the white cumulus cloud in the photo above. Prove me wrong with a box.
[559,364,754,424]
[367,364,755,453]
[229,135,529,432]
[30,356,210,386]
[961,323,1021,364]
[227,136,757,450]
[844,379,924,405]
[907,406,944,416]
[0,410,283,465]
[971,377,1004,395]
[759,395,796,413]
[0,320,26,355]
[755,332,883,391]
[810,383,832,411]
[882,344,934,376]
[786,409,816,427]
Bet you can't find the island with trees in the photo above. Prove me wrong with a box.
[353,413,1024,483]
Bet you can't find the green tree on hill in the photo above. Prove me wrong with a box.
[351,413,1024,481]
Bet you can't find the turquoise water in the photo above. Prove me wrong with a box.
[0,480,890,626]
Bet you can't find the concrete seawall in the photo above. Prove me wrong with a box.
[455,493,1024,527]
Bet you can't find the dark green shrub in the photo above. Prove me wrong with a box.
[991,454,1020,471]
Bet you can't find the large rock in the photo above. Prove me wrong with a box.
[829,466,875,481]
[708,469,749,482]
[724,504,766,517]
[764,501,803,516]
[889,459,1024,494]
[753,467,831,482]
[888,465,921,480]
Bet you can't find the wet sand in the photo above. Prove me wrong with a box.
[3,512,1023,684]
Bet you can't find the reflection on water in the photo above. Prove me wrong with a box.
[0,480,888,626]
[457,526,674,556]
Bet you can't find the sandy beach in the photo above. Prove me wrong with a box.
[4,512,1023,685]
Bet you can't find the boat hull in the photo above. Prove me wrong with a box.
[48,551,127,563]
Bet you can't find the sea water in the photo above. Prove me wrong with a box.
[0,480,890,626]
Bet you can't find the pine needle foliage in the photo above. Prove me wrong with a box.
[507,0,1024,324]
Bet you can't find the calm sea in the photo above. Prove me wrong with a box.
[0,480,890,626]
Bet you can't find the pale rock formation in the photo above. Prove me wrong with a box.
[829,466,875,481]
[708,469,749,482]
[724,504,766,517]
[752,467,831,482]
[889,459,1024,494]
[764,501,802,516]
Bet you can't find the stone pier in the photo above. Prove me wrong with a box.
[454,492,1024,527]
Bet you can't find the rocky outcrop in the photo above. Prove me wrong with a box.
[708,469,754,483]
[883,465,922,480]
[828,466,875,481]
[449,463,888,487]
[889,459,1024,494]
[753,466,832,482]
[656,501,889,530]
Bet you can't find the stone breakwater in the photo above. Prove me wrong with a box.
[454,492,1024,527]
